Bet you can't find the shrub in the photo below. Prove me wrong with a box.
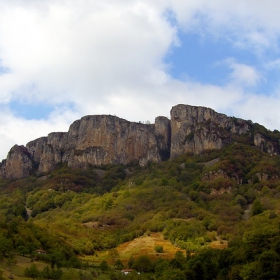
[154,245,164,253]
[252,199,264,216]
[99,260,109,272]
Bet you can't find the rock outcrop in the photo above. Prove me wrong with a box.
[253,132,278,155]
[170,104,250,157]
[0,145,33,180]
[1,104,279,180]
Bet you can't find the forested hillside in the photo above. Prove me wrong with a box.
[1,141,280,279]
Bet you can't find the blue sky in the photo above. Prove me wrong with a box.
[166,31,253,85]
[1,0,280,160]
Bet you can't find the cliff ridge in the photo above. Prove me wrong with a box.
[1,104,278,179]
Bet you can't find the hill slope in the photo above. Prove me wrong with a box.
[1,106,280,279]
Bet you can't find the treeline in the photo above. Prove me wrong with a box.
[0,218,80,269]
[96,232,280,280]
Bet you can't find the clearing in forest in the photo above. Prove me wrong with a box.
[116,232,184,264]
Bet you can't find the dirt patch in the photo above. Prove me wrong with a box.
[83,222,100,228]
[243,204,252,220]
[210,240,228,249]
[25,206,32,219]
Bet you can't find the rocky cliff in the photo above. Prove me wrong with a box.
[0,104,279,180]
[170,104,250,157]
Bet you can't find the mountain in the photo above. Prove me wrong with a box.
[1,105,280,279]
[0,104,279,180]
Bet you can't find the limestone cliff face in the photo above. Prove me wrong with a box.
[26,137,47,163]
[26,133,67,174]
[63,115,163,168]
[21,115,168,177]
[1,104,279,180]
[1,145,33,180]
[170,104,250,158]
[38,133,67,174]
[253,132,278,155]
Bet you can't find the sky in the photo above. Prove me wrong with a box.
[1,0,280,160]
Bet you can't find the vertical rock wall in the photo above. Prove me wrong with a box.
[170,104,250,157]
[3,145,33,180]
[0,104,278,180]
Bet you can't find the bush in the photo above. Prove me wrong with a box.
[132,255,153,272]
[154,245,164,253]
[24,264,39,279]
[252,199,264,216]
[99,260,109,272]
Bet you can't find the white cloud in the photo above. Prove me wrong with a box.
[0,105,79,160]
[0,1,176,102]
[265,59,280,71]
[230,92,280,130]
[169,0,280,54]
[1,0,280,160]
[223,59,262,88]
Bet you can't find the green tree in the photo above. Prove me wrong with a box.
[226,265,242,280]
[99,260,109,272]
[6,254,17,272]
[154,259,170,279]
[24,264,40,280]
[17,245,29,256]
[108,248,120,263]
[256,250,280,279]
[187,259,204,280]
[239,262,258,280]
[67,256,81,268]
[114,259,124,270]
[132,255,153,273]
[0,236,12,258]
[128,256,134,268]
[235,195,247,208]
[51,268,63,280]
[161,178,169,186]
[49,250,65,269]
[170,251,185,270]
[41,266,51,279]
[252,199,264,216]
[84,241,95,255]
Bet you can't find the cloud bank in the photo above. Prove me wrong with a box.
[1,0,280,160]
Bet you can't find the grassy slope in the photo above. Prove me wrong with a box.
[1,143,280,271]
